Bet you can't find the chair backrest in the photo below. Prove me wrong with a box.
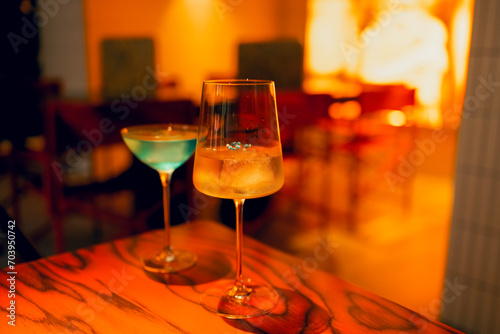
[44,99,197,153]
[42,98,198,187]
[238,40,303,90]
[275,91,334,153]
[358,85,415,115]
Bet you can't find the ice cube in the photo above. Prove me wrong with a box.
[220,153,273,193]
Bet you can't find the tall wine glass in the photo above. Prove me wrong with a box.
[193,80,285,318]
[121,123,198,273]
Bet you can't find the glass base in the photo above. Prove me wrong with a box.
[142,248,197,274]
[200,278,279,319]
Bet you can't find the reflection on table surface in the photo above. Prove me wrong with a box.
[0,220,463,334]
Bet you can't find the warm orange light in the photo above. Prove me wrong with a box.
[304,0,474,128]
[451,1,473,99]
[328,101,361,120]
[84,0,281,102]
[304,0,358,76]
[356,8,449,127]
[385,110,406,127]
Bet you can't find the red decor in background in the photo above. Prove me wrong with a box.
[276,85,416,231]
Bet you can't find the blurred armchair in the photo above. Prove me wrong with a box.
[292,85,416,230]
[10,98,197,253]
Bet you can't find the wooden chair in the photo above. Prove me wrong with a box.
[12,98,197,253]
[275,91,335,154]
[294,85,416,230]
[5,79,61,244]
[237,91,335,235]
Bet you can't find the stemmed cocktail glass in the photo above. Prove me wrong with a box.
[121,124,198,273]
[193,80,285,318]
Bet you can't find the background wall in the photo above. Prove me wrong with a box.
[83,0,306,101]
[39,0,87,98]
[441,0,500,333]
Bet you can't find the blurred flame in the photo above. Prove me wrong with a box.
[451,2,473,98]
[328,101,361,120]
[304,0,473,128]
[356,8,449,128]
[304,0,358,76]
[385,110,407,127]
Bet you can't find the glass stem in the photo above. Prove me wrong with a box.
[160,171,173,256]
[234,198,249,297]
